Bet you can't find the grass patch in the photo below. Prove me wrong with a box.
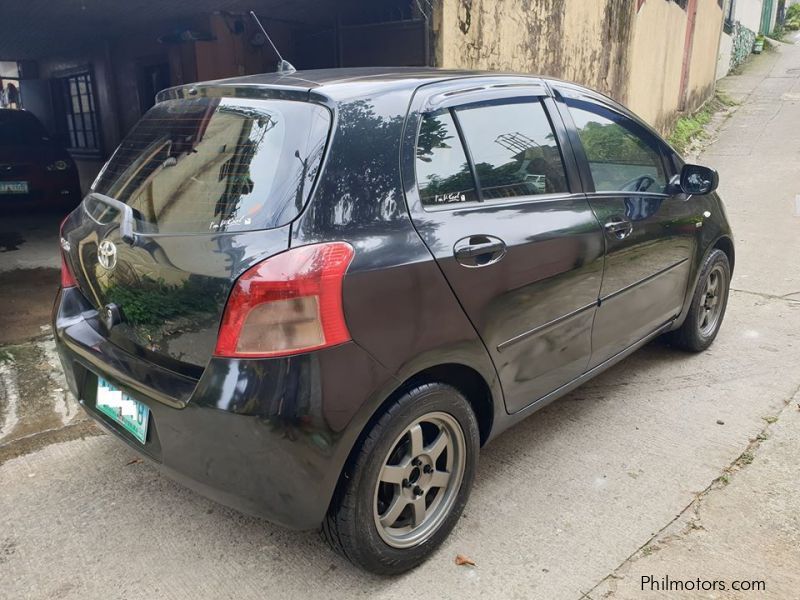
[738,451,755,466]
[668,92,736,155]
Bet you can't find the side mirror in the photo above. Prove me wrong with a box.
[675,164,719,196]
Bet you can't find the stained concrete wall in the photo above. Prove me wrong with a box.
[626,0,687,131]
[687,0,726,111]
[433,0,634,105]
[433,0,724,133]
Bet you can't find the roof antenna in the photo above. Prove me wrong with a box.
[249,10,296,75]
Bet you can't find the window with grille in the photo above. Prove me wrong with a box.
[54,69,100,156]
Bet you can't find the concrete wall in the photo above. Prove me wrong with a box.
[736,0,765,31]
[687,0,725,109]
[433,0,724,133]
[717,31,734,79]
[627,0,687,131]
[433,0,634,106]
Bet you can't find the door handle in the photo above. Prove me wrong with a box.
[603,217,633,240]
[453,235,507,267]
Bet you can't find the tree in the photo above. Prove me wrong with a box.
[578,121,651,164]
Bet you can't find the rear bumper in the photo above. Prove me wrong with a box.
[53,287,395,530]
[0,175,81,209]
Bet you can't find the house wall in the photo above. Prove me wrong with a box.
[22,12,283,193]
[687,0,726,108]
[432,0,634,106]
[736,0,765,31]
[717,31,734,79]
[626,0,687,131]
[35,46,120,192]
[433,0,724,133]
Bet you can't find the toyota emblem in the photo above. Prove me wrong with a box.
[98,240,117,270]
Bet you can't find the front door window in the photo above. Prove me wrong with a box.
[566,99,668,194]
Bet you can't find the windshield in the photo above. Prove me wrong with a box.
[91,97,330,234]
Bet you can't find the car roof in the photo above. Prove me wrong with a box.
[158,67,549,104]
[198,67,498,89]
[156,67,663,146]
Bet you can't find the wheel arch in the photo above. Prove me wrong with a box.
[357,362,495,454]
[326,361,497,515]
[398,363,495,446]
[713,235,735,274]
[673,233,735,331]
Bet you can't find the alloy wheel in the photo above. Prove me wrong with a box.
[373,411,466,549]
[697,264,727,336]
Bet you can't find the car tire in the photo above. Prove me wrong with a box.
[322,382,480,575]
[667,248,731,352]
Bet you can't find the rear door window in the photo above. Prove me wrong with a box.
[415,98,569,207]
[91,97,330,233]
[566,99,668,194]
[455,99,569,199]
[416,110,479,206]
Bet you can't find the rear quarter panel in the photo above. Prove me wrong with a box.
[291,86,502,465]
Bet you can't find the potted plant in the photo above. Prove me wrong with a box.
[754,34,765,54]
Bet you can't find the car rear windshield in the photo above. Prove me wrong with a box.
[91,97,330,234]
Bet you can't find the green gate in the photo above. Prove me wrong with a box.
[761,0,775,34]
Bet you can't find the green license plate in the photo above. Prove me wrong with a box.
[0,181,29,194]
[96,377,149,444]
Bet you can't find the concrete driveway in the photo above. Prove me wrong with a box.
[1,44,799,600]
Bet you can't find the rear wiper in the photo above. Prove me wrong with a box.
[88,192,137,245]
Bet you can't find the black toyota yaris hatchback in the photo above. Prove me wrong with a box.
[54,68,733,574]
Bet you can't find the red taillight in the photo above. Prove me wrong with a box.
[59,216,77,288]
[214,242,355,358]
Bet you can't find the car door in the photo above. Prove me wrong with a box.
[402,79,605,414]
[552,87,699,368]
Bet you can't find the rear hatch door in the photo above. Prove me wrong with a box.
[62,94,331,373]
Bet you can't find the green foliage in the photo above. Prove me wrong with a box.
[578,121,650,164]
[668,93,736,155]
[785,4,800,30]
[106,277,223,325]
[417,113,454,162]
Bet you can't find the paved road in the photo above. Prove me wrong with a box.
[1,44,799,600]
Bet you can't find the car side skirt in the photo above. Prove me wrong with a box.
[487,319,675,443]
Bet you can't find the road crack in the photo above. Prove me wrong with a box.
[583,380,800,599]
[730,287,800,304]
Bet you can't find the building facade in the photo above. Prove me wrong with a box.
[433,0,725,134]
[717,0,781,80]
[0,0,728,192]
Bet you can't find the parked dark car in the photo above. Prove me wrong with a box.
[0,109,81,210]
[54,68,733,574]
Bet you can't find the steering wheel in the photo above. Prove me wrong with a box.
[620,175,656,193]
